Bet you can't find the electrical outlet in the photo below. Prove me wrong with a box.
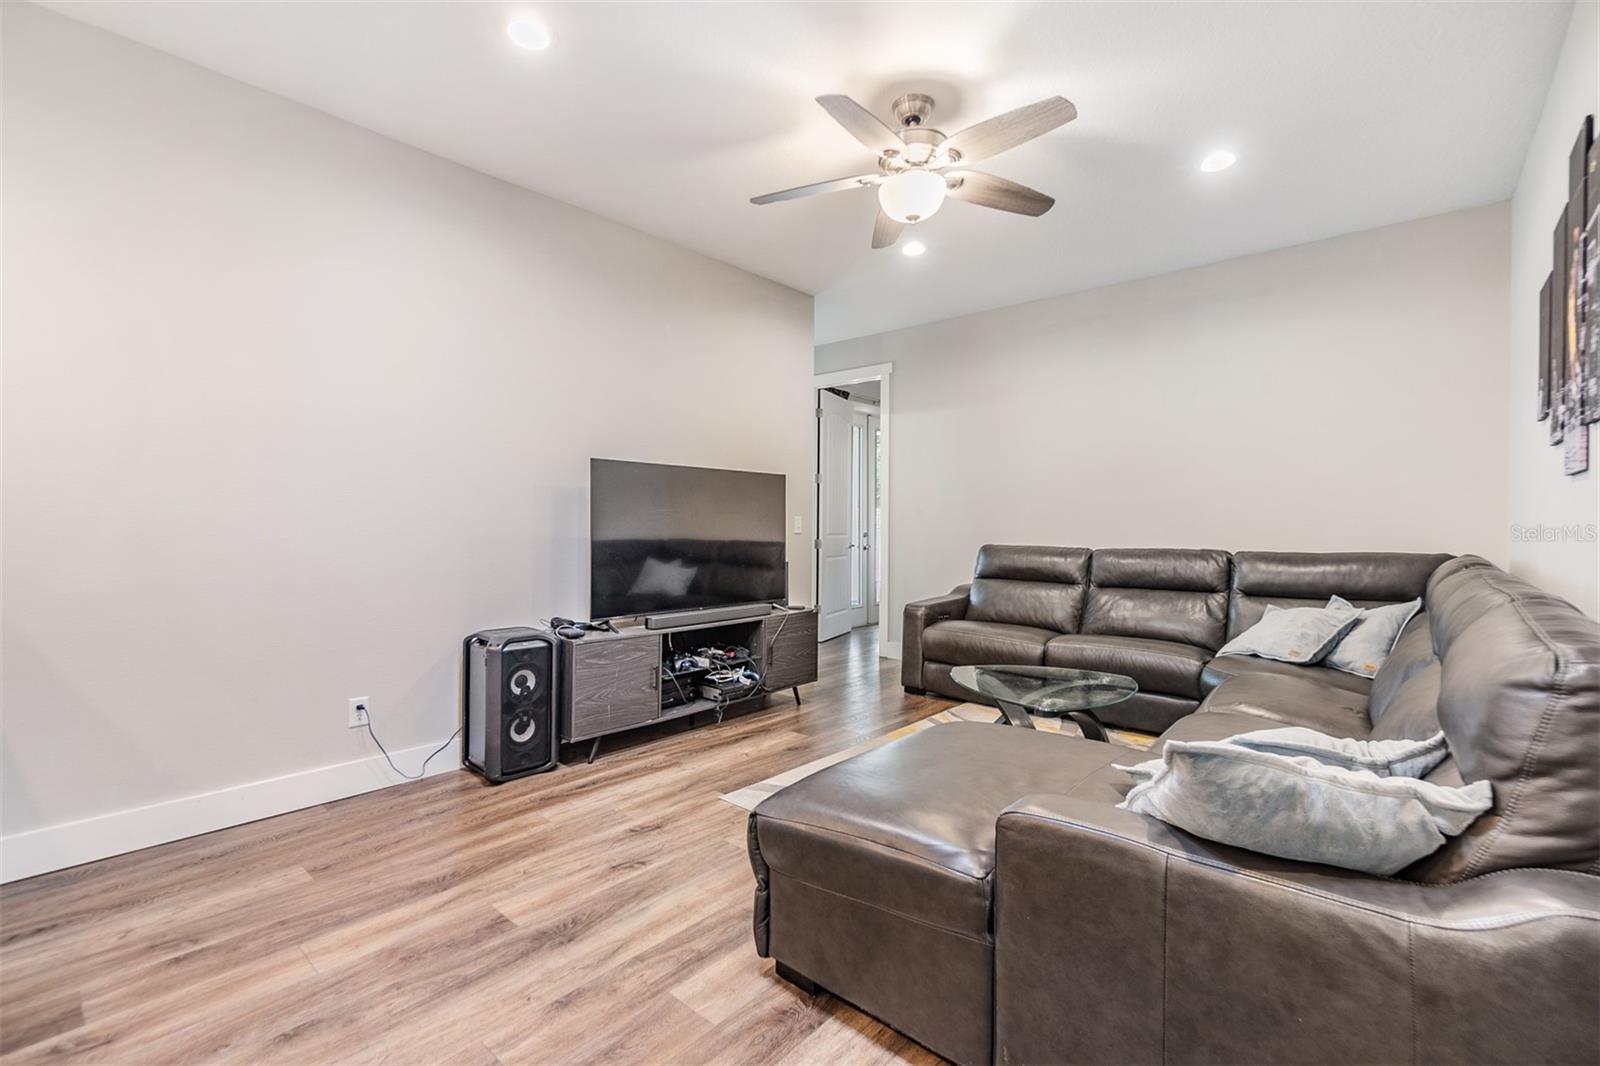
[348,697,370,729]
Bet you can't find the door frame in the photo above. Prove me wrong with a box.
[864,410,881,626]
[812,362,893,652]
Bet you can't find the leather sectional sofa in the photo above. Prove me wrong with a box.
[747,548,1600,1065]
[901,545,1451,732]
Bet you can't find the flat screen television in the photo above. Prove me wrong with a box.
[589,458,787,621]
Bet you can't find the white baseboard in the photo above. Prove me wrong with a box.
[879,639,902,660]
[0,740,460,884]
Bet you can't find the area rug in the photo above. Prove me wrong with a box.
[718,703,1157,813]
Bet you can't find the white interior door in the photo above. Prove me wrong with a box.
[866,413,881,625]
[819,390,870,640]
[817,390,854,641]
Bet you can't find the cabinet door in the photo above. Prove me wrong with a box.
[761,610,818,690]
[568,637,659,739]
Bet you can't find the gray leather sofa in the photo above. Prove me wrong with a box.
[903,545,1453,731]
[748,550,1600,1065]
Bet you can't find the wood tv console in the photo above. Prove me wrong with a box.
[557,606,818,760]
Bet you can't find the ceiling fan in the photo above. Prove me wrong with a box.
[751,92,1077,249]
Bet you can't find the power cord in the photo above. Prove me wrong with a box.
[363,713,461,781]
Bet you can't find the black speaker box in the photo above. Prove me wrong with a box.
[463,627,559,782]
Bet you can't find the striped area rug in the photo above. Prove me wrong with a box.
[718,702,1157,813]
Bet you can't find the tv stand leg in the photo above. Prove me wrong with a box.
[586,737,602,764]
[792,686,802,706]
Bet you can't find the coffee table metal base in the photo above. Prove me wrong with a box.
[994,698,1110,742]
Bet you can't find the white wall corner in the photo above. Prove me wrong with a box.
[878,639,902,660]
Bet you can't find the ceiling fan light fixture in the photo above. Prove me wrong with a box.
[877,170,947,224]
[506,18,551,51]
[749,92,1076,248]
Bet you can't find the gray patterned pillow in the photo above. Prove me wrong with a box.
[1214,601,1363,665]
[1323,595,1423,678]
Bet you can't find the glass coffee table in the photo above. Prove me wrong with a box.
[949,664,1138,742]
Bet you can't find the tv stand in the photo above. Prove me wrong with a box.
[644,602,772,630]
[555,606,818,760]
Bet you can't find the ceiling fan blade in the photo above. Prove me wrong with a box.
[945,171,1055,217]
[751,173,883,205]
[816,94,903,154]
[871,209,903,249]
[943,96,1077,165]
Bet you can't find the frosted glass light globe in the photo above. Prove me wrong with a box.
[877,170,947,224]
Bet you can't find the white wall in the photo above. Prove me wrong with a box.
[1507,0,1600,617]
[817,205,1511,646]
[1,4,814,880]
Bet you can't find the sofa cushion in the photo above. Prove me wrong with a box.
[1368,661,1443,743]
[1367,613,1435,720]
[1201,654,1373,696]
[1405,561,1600,882]
[921,620,1054,667]
[752,722,1127,937]
[1420,554,1503,655]
[1097,692,1200,735]
[1197,673,1372,738]
[966,544,1090,632]
[1044,634,1210,698]
[975,543,1092,583]
[1082,548,1230,650]
[1160,707,1317,743]
[1226,551,1451,640]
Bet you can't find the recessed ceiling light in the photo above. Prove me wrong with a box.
[1200,150,1237,173]
[902,240,927,257]
[506,19,551,51]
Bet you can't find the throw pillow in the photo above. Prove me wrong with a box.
[1115,734,1491,875]
[1323,595,1424,678]
[1214,601,1364,665]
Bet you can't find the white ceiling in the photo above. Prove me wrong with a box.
[39,1,1571,343]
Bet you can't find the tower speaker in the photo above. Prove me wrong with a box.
[463,627,559,783]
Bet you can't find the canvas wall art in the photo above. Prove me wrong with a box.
[1541,115,1593,475]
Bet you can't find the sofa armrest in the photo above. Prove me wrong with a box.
[994,794,1600,1066]
[901,585,970,689]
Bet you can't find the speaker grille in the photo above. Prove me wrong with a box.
[498,641,552,773]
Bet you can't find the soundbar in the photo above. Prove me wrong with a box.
[644,602,773,630]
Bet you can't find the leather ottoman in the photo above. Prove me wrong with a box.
[747,722,1136,1065]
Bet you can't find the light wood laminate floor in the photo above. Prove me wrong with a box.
[0,627,956,1065]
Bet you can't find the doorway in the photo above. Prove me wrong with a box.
[814,364,892,645]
